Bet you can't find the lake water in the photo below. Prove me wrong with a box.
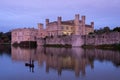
[0,45,120,80]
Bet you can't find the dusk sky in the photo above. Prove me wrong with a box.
[0,0,120,32]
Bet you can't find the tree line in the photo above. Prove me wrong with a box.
[90,26,120,35]
[0,31,11,44]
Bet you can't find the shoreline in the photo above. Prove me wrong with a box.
[1,42,120,51]
[82,44,120,50]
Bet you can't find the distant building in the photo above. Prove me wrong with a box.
[12,28,37,44]
[38,14,94,38]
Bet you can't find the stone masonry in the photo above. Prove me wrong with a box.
[84,32,120,45]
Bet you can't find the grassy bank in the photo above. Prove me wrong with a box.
[12,41,37,48]
[44,44,72,48]
[82,44,120,50]
[0,43,11,45]
[96,44,120,50]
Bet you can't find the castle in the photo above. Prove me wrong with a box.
[38,14,94,38]
[12,14,94,45]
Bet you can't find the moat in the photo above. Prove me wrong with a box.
[0,45,120,80]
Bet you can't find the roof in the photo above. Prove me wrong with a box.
[85,25,92,28]
[47,21,57,26]
[61,20,74,25]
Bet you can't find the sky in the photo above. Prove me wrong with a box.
[0,0,120,32]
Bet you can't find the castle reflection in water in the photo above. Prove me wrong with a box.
[11,46,120,77]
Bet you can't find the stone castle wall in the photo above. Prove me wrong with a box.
[37,32,120,47]
[84,32,120,45]
[37,35,84,47]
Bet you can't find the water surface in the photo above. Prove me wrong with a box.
[0,45,120,80]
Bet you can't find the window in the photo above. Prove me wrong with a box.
[61,26,64,29]
[66,26,68,30]
[34,37,36,40]
[41,33,42,36]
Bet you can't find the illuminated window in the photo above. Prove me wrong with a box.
[63,32,67,35]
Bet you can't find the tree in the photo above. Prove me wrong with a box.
[0,31,11,43]
[94,26,111,34]
[113,27,120,32]
[0,32,3,38]
[103,26,110,33]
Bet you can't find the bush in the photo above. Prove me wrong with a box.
[12,41,37,48]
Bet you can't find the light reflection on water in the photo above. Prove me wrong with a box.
[0,45,120,80]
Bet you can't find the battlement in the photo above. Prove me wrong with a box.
[12,27,37,32]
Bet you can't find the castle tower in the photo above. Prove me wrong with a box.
[91,22,94,32]
[82,16,85,25]
[57,16,62,25]
[91,22,94,28]
[38,23,44,38]
[74,14,80,35]
[82,16,86,35]
[38,23,43,30]
[46,19,49,25]
[74,14,80,26]
[57,16,62,35]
